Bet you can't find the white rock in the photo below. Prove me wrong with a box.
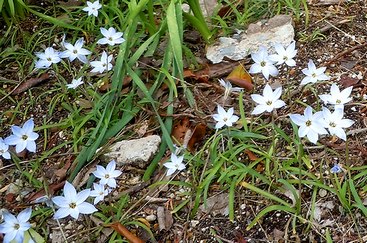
[146,214,157,222]
[104,135,161,167]
[206,15,295,63]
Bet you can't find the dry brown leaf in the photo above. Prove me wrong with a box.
[13,73,50,95]
[244,149,258,161]
[108,222,144,243]
[25,181,65,204]
[171,117,191,145]
[339,74,359,88]
[187,123,207,152]
[226,64,254,91]
[157,206,174,231]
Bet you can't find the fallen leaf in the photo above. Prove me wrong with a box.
[157,206,174,231]
[108,222,144,243]
[25,181,65,204]
[54,158,72,181]
[234,231,248,243]
[198,193,229,216]
[244,149,258,161]
[13,73,50,95]
[226,64,254,91]
[339,74,359,88]
[171,117,191,145]
[187,123,207,152]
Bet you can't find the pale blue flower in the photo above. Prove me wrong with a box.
[66,77,84,89]
[249,46,279,80]
[5,119,39,153]
[0,138,10,159]
[321,107,354,141]
[301,59,330,85]
[269,41,297,66]
[97,27,125,46]
[35,47,61,69]
[319,83,353,109]
[213,105,239,129]
[164,154,185,176]
[90,183,111,205]
[52,181,97,219]
[0,207,32,243]
[251,84,285,115]
[331,164,342,173]
[289,106,328,144]
[90,51,113,73]
[82,1,102,17]
[93,160,122,188]
[60,38,92,64]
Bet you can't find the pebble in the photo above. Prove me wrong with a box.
[146,214,156,222]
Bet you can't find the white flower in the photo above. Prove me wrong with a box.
[218,79,243,100]
[0,207,32,243]
[5,118,39,153]
[60,38,92,63]
[66,77,84,89]
[289,106,328,144]
[97,27,125,46]
[250,84,285,115]
[35,47,61,69]
[301,59,330,85]
[319,83,352,109]
[164,153,185,176]
[93,160,122,188]
[90,183,111,205]
[321,107,354,141]
[82,1,102,17]
[52,181,97,219]
[0,138,10,159]
[90,51,113,73]
[213,105,239,129]
[330,164,342,173]
[249,46,279,80]
[269,42,297,66]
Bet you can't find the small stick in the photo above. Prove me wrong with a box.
[324,42,367,66]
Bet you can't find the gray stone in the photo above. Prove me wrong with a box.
[206,15,295,63]
[104,135,161,167]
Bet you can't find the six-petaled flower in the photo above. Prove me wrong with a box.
[319,83,353,109]
[251,84,286,115]
[52,181,98,219]
[0,207,32,243]
[90,51,113,73]
[164,153,186,176]
[83,1,102,17]
[60,38,92,63]
[97,27,125,46]
[5,118,39,153]
[289,106,328,144]
[321,107,354,141]
[35,47,61,69]
[301,59,330,85]
[0,138,11,159]
[66,77,84,89]
[93,160,122,188]
[249,46,279,80]
[90,183,111,205]
[269,42,297,67]
[213,105,239,129]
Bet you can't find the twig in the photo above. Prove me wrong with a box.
[346,127,367,136]
[324,42,367,67]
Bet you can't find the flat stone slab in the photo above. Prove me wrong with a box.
[206,15,295,63]
[104,135,161,167]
